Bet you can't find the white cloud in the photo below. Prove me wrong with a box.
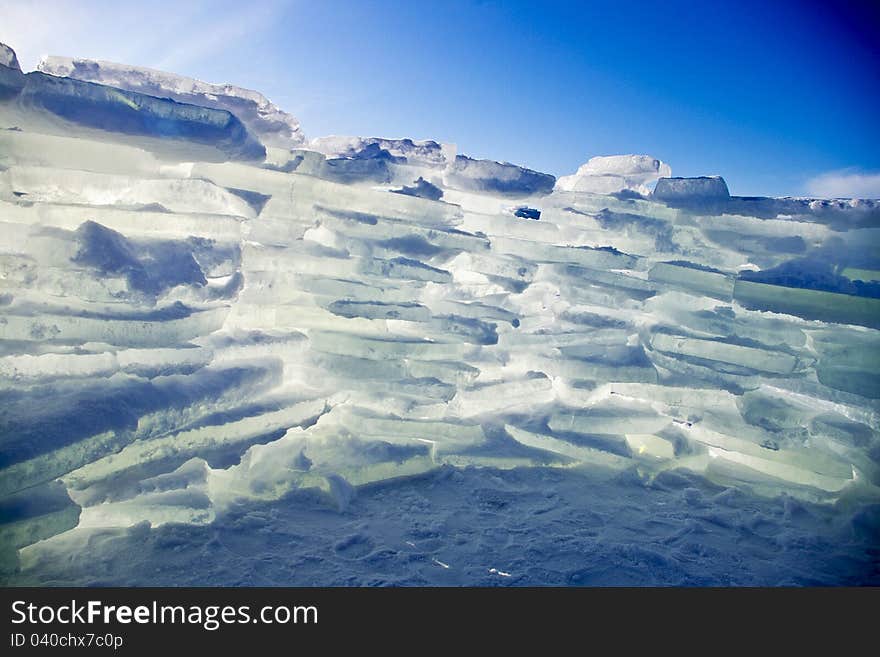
[805,169,880,199]
[152,1,288,74]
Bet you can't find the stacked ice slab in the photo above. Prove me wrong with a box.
[1,45,879,561]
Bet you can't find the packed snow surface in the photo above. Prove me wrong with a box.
[0,42,878,585]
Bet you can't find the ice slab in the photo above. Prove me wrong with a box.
[40,56,305,150]
[555,154,671,195]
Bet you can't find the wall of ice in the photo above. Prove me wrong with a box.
[1,43,879,570]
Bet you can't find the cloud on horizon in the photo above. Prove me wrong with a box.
[805,169,880,199]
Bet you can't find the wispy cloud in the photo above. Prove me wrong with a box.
[0,0,290,75]
[805,169,880,199]
[152,1,289,75]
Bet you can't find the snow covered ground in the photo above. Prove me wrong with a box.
[7,465,878,586]
[1,43,878,586]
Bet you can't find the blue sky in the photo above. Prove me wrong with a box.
[2,0,878,197]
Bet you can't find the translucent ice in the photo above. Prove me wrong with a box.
[555,154,672,195]
[1,40,878,567]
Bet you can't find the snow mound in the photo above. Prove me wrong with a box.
[37,56,304,150]
[555,154,671,195]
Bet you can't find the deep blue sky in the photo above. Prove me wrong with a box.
[3,0,879,196]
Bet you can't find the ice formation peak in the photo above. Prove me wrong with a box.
[555,154,672,195]
[308,135,454,168]
[0,42,21,72]
[36,55,305,150]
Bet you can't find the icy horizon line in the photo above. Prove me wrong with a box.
[4,40,880,201]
